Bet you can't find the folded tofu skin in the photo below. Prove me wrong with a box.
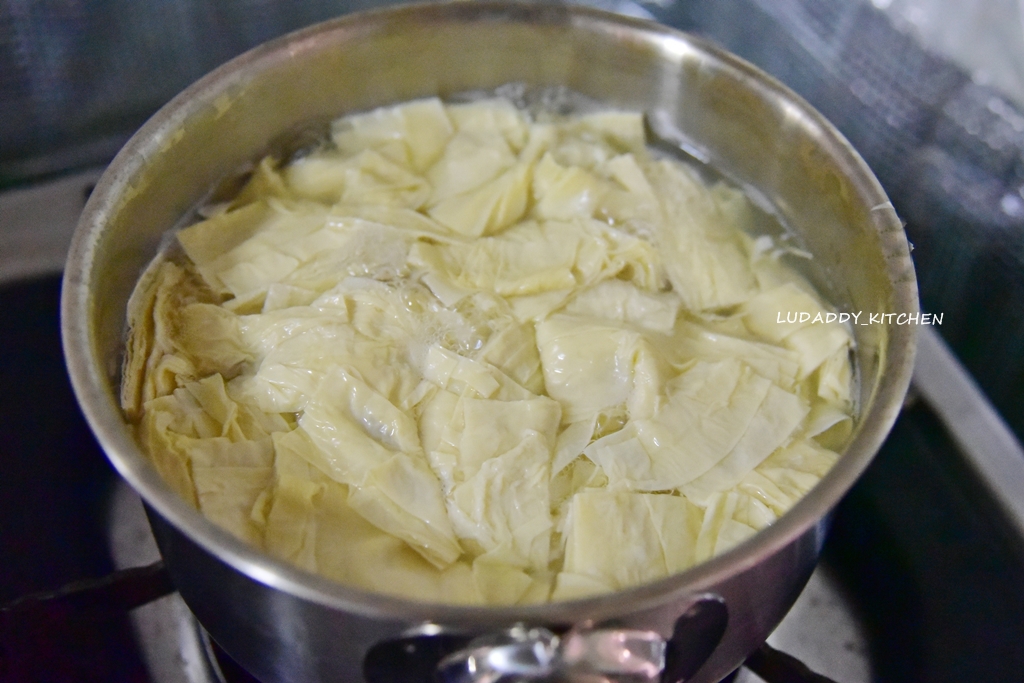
[120,96,855,605]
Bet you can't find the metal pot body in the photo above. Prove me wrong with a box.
[62,3,918,682]
[148,506,826,683]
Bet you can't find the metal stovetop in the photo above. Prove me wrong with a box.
[4,1,1024,679]
[2,165,1024,683]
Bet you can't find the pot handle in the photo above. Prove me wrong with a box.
[660,594,729,683]
[364,594,726,683]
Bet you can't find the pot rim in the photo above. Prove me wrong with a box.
[61,0,918,626]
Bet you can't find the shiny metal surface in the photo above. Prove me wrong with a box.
[434,623,667,682]
[0,168,103,284]
[436,626,563,682]
[912,326,1024,539]
[62,3,918,682]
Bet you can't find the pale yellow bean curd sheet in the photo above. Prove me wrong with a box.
[120,97,855,605]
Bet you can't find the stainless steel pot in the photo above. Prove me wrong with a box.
[62,3,918,682]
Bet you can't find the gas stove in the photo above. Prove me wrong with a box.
[2,166,1024,683]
